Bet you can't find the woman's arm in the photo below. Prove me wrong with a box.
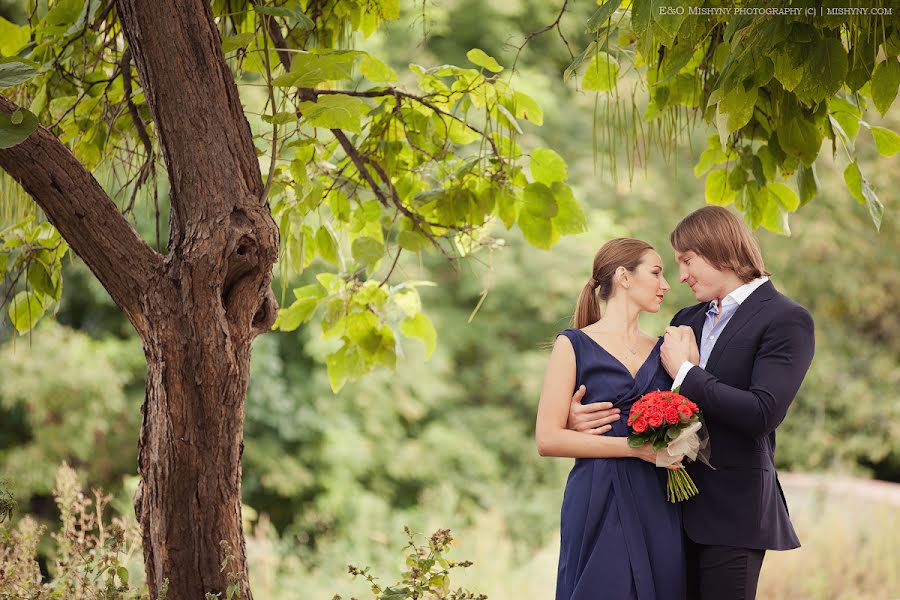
[535,335,654,462]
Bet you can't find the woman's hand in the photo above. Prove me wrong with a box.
[632,444,684,471]
[677,325,700,366]
[661,325,700,377]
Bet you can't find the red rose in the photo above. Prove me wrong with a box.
[665,407,680,424]
[678,404,692,417]
[648,414,663,428]
[633,416,649,433]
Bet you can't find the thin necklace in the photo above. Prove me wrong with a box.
[621,334,639,355]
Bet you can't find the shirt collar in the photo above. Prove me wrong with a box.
[707,276,769,313]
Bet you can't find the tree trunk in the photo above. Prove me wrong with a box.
[135,243,276,598]
[114,0,279,596]
[2,0,280,596]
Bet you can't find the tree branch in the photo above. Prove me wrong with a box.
[0,94,161,335]
[512,0,572,71]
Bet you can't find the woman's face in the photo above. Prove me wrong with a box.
[625,250,670,313]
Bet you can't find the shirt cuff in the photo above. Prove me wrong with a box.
[671,361,695,391]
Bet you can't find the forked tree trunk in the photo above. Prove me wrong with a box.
[117,0,280,595]
[1,1,280,597]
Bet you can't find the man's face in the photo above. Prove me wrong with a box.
[674,250,728,302]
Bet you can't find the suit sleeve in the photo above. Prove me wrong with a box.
[680,305,815,437]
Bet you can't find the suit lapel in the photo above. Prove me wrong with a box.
[704,281,777,374]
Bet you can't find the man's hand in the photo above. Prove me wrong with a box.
[661,326,699,378]
[566,384,621,434]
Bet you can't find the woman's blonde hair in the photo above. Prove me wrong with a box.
[573,238,654,329]
[670,206,768,282]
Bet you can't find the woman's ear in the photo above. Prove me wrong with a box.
[616,266,629,288]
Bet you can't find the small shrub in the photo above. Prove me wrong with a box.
[0,463,145,599]
[334,526,486,600]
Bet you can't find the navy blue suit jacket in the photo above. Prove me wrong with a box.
[671,280,814,550]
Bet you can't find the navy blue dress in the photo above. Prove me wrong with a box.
[556,329,685,600]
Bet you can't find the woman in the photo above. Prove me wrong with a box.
[535,238,688,600]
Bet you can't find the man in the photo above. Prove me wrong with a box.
[567,206,815,599]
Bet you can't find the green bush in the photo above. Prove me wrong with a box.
[335,527,485,600]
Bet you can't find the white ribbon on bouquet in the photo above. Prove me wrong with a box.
[655,421,714,469]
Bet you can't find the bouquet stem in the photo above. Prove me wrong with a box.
[666,469,699,503]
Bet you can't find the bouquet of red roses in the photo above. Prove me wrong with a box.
[627,390,709,502]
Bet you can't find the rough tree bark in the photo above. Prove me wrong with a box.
[0,1,278,597]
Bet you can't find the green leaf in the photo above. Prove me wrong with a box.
[871,58,900,116]
[587,0,623,33]
[777,101,821,166]
[772,50,804,92]
[870,126,900,157]
[466,48,503,73]
[325,347,349,392]
[358,53,398,83]
[766,182,800,212]
[715,85,757,144]
[828,98,861,152]
[261,111,299,125]
[564,41,597,83]
[518,210,558,250]
[652,0,689,46]
[0,58,40,89]
[27,261,56,298]
[315,226,339,266]
[274,285,325,331]
[0,107,38,149]
[796,163,818,207]
[273,51,360,87]
[9,290,45,334]
[297,94,369,132]
[550,182,587,236]
[530,148,567,185]
[445,117,480,145]
[627,435,647,448]
[400,313,437,357]
[0,18,29,56]
[495,187,518,229]
[398,230,428,252]
[843,162,883,230]
[704,169,735,206]
[582,52,619,92]
[844,161,864,204]
[631,0,652,36]
[494,103,523,134]
[253,3,314,29]
[508,91,543,126]
[522,182,558,218]
[351,236,384,269]
[116,566,129,587]
[222,32,255,53]
[794,37,847,103]
[694,135,729,177]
